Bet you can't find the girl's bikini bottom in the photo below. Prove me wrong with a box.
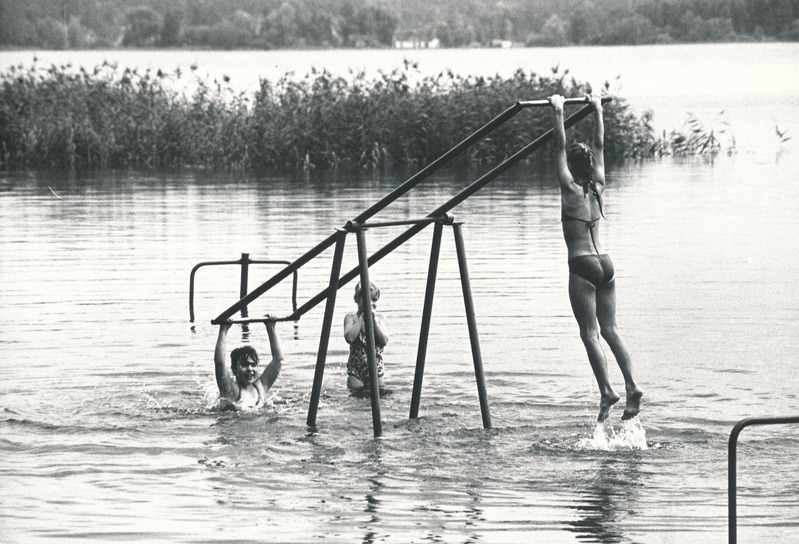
[568,254,615,287]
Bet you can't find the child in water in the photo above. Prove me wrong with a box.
[213,317,283,409]
[344,281,389,395]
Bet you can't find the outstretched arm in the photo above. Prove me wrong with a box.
[588,93,605,172]
[259,319,283,390]
[214,321,237,398]
[548,94,571,189]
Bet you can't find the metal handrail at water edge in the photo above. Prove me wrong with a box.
[189,253,298,322]
[209,96,611,326]
[728,415,799,544]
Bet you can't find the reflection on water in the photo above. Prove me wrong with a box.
[362,475,384,543]
[1,149,799,542]
[568,455,644,543]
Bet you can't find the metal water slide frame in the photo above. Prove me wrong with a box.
[211,97,610,325]
[303,214,492,438]
[207,96,611,436]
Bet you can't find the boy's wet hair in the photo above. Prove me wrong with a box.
[230,346,259,372]
[566,143,595,180]
[354,281,380,303]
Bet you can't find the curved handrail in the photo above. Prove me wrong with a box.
[190,254,298,322]
[729,415,799,544]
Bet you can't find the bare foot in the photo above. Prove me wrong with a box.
[598,392,620,422]
[622,389,643,420]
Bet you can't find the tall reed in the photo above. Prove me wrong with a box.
[663,112,737,157]
[1,60,679,173]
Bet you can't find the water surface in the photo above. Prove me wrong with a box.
[2,149,798,542]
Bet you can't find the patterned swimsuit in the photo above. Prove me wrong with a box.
[347,333,384,384]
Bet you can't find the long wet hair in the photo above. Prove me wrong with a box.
[230,346,259,373]
[566,143,595,181]
[566,143,605,218]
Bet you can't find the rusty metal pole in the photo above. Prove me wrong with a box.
[517,96,612,108]
[239,253,250,318]
[189,265,199,322]
[452,222,491,429]
[355,227,383,438]
[410,221,444,419]
[306,230,347,429]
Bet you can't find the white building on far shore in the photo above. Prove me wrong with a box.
[395,38,440,49]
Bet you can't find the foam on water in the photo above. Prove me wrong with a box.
[576,417,648,451]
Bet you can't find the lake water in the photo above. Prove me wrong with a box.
[1,44,799,543]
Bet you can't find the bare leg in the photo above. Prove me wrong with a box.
[596,279,643,419]
[569,274,619,421]
[347,375,387,394]
[347,375,367,393]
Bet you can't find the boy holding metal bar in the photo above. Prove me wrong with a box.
[213,317,283,409]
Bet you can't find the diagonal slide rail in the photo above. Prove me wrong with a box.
[211,97,610,325]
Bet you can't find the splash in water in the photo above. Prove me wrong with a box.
[576,417,648,451]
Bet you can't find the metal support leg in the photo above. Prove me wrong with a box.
[355,228,383,438]
[452,223,492,429]
[410,222,443,419]
[307,230,347,429]
[239,253,250,318]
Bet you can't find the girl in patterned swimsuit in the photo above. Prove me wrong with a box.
[344,281,389,394]
[548,93,643,422]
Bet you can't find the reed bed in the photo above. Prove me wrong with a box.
[660,112,737,157]
[1,60,706,173]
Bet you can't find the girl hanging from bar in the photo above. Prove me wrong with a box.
[548,93,643,422]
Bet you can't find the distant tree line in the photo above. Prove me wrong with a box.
[0,0,398,49]
[1,0,798,49]
[391,0,799,46]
